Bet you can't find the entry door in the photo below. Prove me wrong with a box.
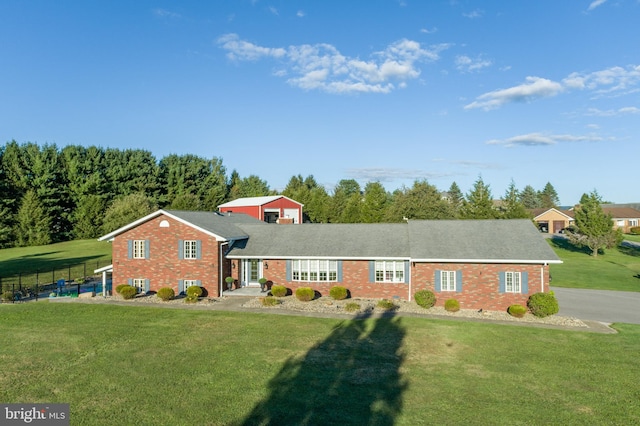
[243,259,262,287]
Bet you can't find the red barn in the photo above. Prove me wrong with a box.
[218,196,303,224]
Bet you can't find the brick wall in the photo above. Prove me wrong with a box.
[112,214,223,297]
[257,258,548,311]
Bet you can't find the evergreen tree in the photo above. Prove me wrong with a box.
[500,180,530,219]
[16,190,52,246]
[341,192,363,223]
[101,193,158,234]
[360,182,389,223]
[330,179,361,223]
[519,185,541,209]
[539,182,560,208]
[460,176,497,219]
[447,181,464,217]
[567,190,619,257]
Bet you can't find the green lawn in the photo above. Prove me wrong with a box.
[0,240,112,277]
[1,303,639,425]
[625,234,640,243]
[548,237,640,292]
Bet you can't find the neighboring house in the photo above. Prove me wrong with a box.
[218,196,303,224]
[531,208,574,233]
[98,212,561,311]
[532,207,640,234]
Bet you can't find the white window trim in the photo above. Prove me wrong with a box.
[375,260,404,283]
[441,270,456,291]
[505,271,522,293]
[132,278,145,292]
[183,240,197,259]
[292,259,338,282]
[133,240,146,259]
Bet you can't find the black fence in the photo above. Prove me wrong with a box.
[0,259,112,302]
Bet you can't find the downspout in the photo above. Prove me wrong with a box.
[408,262,412,302]
[220,242,229,297]
[541,263,546,293]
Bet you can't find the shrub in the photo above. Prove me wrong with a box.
[630,226,640,235]
[329,286,348,300]
[508,304,527,318]
[115,284,128,294]
[184,294,198,304]
[157,287,175,301]
[1,291,14,302]
[270,285,287,297]
[119,285,137,300]
[186,286,203,298]
[527,292,559,318]
[444,298,460,312]
[295,287,315,302]
[414,290,436,309]
[260,296,280,307]
[344,302,361,313]
[376,299,398,311]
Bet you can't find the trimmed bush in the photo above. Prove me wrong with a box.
[119,285,137,300]
[508,304,527,318]
[260,296,279,307]
[376,299,398,311]
[295,287,315,302]
[270,285,287,297]
[344,302,361,313]
[444,298,460,312]
[184,294,198,304]
[414,290,436,309]
[157,287,175,301]
[115,284,128,294]
[527,292,559,318]
[630,226,640,235]
[329,286,348,300]
[186,285,203,298]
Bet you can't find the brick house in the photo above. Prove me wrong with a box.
[218,196,303,224]
[99,211,561,311]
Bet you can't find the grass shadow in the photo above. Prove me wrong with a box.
[548,236,592,255]
[619,242,640,258]
[237,311,407,425]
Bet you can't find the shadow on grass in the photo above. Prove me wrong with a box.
[548,236,592,255]
[619,242,640,258]
[237,311,407,426]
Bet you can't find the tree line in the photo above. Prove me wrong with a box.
[0,141,562,248]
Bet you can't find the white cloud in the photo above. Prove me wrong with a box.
[464,77,563,110]
[466,65,640,110]
[463,9,483,19]
[296,10,305,18]
[217,34,451,94]
[586,106,640,116]
[268,6,279,16]
[486,132,605,147]
[153,9,181,19]
[587,0,608,11]
[455,55,492,73]
[346,168,454,182]
[420,27,438,34]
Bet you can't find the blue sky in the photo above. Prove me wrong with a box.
[1,0,639,204]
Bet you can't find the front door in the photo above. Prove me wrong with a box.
[242,259,262,287]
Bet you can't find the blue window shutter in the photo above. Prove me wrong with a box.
[127,240,133,259]
[196,240,202,259]
[144,279,150,292]
[178,240,184,259]
[456,270,463,293]
[434,270,441,292]
[369,261,375,283]
[337,260,343,282]
[196,280,202,286]
[178,280,184,294]
[145,240,150,259]
[286,260,292,281]
[499,272,506,294]
[404,261,410,284]
[522,272,529,294]
[128,278,132,285]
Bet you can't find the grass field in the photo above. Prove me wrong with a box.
[548,236,640,292]
[1,302,639,425]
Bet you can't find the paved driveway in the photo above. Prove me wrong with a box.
[551,287,640,324]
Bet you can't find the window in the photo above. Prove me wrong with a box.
[617,220,625,227]
[375,261,404,283]
[630,219,638,227]
[441,270,456,291]
[505,272,521,293]
[184,280,197,289]
[292,259,338,282]
[132,278,146,293]
[183,240,198,259]
[133,240,146,259]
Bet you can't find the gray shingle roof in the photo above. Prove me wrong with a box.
[408,219,560,262]
[231,223,410,259]
[165,210,265,240]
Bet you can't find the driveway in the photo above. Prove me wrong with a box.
[551,287,640,325]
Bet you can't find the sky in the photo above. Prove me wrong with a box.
[1,0,639,205]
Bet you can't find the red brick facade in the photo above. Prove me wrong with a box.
[111,215,229,297]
